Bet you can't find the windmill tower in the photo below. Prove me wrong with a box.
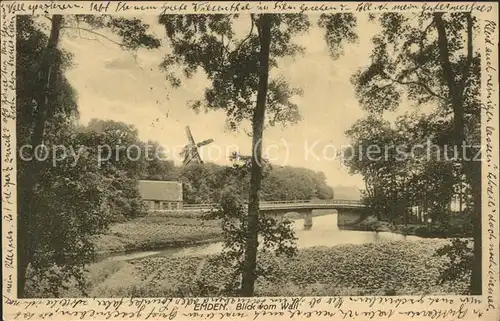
[180,126,214,165]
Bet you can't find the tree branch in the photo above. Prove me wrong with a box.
[419,19,434,53]
[382,70,447,101]
[412,19,436,78]
[220,34,233,55]
[392,19,435,86]
[400,76,446,101]
[234,14,255,53]
[61,26,125,47]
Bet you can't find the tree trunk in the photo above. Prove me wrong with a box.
[434,12,481,295]
[434,13,466,144]
[466,155,482,295]
[17,14,63,298]
[17,200,30,297]
[459,184,463,213]
[240,14,272,297]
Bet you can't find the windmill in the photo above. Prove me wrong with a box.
[180,126,214,165]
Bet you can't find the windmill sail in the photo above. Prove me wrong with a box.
[197,139,214,147]
[185,126,196,145]
[181,125,214,165]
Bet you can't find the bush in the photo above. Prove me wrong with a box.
[434,238,473,291]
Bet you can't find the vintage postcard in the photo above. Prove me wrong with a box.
[1,1,499,320]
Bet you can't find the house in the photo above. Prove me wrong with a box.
[138,180,183,211]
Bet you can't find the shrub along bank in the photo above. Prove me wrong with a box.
[347,215,473,238]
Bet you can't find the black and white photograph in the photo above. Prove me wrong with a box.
[2,1,499,317]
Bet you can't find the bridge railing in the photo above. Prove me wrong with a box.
[332,199,364,206]
[182,199,364,210]
[259,200,312,205]
[183,203,216,209]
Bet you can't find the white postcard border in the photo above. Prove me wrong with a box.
[1,2,499,320]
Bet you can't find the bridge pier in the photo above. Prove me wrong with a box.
[337,208,366,229]
[303,211,313,230]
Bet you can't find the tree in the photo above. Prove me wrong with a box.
[312,171,334,200]
[261,167,333,201]
[178,163,224,204]
[158,14,310,295]
[159,13,356,295]
[77,119,149,221]
[16,15,160,297]
[196,154,296,296]
[344,115,409,223]
[345,112,460,225]
[140,140,179,181]
[350,13,481,294]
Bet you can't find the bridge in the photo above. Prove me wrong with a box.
[181,199,366,229]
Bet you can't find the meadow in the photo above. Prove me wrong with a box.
[93,212,222,254]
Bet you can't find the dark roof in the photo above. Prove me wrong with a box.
[138,180,183,202]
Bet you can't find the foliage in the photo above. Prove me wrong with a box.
[344,113,459,224]
[76,119,148,221]
[140,140,178,181]
[357,214,473,238]
[22,141,112,297]
[158,13,359,294]
[198,159,298,295]
[68,15,161,50]
[16,14,161,297]
[158,14,309,130]
[353,13,480,119]
[346,12,481,292]
[177,162,228,204]
[16,16,77,148]
[434,238,473,288]
[176,160,333,204]
[17,15,109,297]
[261,166,333,200]
[318,13,358,59]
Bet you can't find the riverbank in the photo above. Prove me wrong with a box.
[93,212,223,254]
[344,215,472,238]
[86,239,467,297]
[94,210,337,254]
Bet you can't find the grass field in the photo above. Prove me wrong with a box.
[85,239,467,297]
[93,212,222,254]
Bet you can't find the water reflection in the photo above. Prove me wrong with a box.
[292,213,422,247]
[104,213,424,262]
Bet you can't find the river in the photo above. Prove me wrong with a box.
[101,213,425,262]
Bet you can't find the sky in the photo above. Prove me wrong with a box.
[59,14,387,190]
